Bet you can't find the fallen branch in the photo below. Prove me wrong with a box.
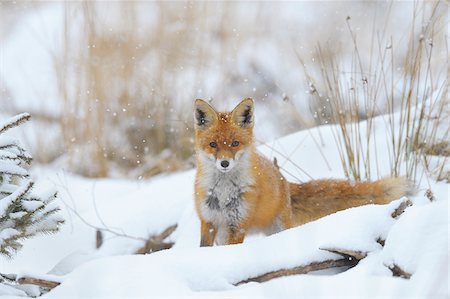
[235,257,359,286]
[387,263,412,279]
[135,224,177,254]
[319,247,367,260]
[235,199,413,286]
[17,276,60,289]
[391,199,413,219]
[0,273,61,290]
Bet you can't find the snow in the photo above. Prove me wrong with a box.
[381,200,449,297]
[0,228,19,247]
[0,113,30,134]
[0,3,448,296]
[0,109,447,297]
[0,181,32,216]
[40,195,444,298]
[40,197,416,298]
[0,161,27,177]
[21,200,43,212]
[0,284,26,297]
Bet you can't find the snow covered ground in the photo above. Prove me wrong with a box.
[1,2,448,297]
[0,110,448,298]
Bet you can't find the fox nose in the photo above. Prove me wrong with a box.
[220,160,230,168]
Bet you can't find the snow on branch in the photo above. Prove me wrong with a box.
[0,113,30,135]
[0,113,64,257]
[0,160,28,177]
[235,258,359,286]
[236,198,414,286]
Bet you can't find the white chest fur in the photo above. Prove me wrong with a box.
[197,150,254,231]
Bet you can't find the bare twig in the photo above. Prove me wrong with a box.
[425,189,435,202]
[376,237,386,247]
[257,139,313,182]
[135,224,177,254]
[391,199,413,218]
[387,263,412,279]
[53,173,147,242]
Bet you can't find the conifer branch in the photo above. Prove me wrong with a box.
[0,113,31,134]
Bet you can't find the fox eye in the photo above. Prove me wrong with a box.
[231,141,240,147]
[210,142,217,148]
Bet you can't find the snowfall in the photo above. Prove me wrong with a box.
[1,3,449,299]
[0,106,448,298]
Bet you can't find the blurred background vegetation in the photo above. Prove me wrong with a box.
[0,1,447,179]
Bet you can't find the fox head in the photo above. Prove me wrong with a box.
[194,98,254,173]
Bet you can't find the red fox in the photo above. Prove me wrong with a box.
[193,98,411,246]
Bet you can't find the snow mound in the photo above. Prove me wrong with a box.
[42,198,445,298]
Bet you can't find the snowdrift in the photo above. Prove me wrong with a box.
[0,111,447,298]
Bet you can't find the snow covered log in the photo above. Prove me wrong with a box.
[236,197,413,286]
[17,276,60,289]
[235,257,359,285]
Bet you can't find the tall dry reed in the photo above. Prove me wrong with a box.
[299,1,448,183]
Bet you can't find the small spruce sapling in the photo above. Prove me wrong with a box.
[0,113,64,257]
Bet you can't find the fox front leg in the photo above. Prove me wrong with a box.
[200,220,217,247]
[226,227,246,245]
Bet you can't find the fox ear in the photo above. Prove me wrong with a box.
[194,99,218,129]
[231,98,254,128]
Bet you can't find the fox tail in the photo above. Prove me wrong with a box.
[289,177,414,226]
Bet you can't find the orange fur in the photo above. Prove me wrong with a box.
[289,177,411,225]
[194,98,411,246]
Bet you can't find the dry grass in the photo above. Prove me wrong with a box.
[2,2,447,180]
[298,1,448,183]
[54,2,207,177]
[51,1,292,177]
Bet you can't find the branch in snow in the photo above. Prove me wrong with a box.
[386,263,412,279]
[56,178,147,242]
[0,113,64,257]
[237,198,415,286]
[319,247,367,260]
[0,160,29,177]
[0,113,30,134]
[17,276,60,289]
[376,237,385,247]
[235,258,359,286]
[425,189,435,202]
[0,181,33,217]
[135,224,177,254]
[391,199,413,218]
